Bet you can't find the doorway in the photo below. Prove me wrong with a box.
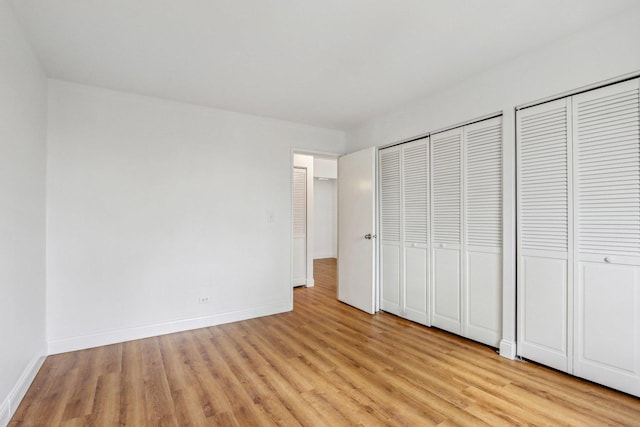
[292,152,338,288]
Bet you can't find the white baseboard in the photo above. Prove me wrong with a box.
[499,339,517,360]
[314,254,336,260]
[306,277,315,287]
[48,301,292,355]
[0,397,8,427]
[0,348,46,427]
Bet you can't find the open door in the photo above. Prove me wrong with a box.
[338,147,377,314]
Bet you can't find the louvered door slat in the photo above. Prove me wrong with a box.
[380,149,401,242]
[403,143,428,214]
[519,102,570,252]
[293,168,306,238]
[432,131,461,244]
[465,118,502,248]
[575,82,640,258]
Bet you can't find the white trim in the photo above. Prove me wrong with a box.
[429,111,503,137]
[47,301,291,355]
[0,348,46,427]
[0,400,7,427]
[291,148,340,159]
[516,70,640,111]
[306,277,315,287]
[314,253,336,260]
[378,133,430,151]
[377,111,503,151]
[0,399,8,427]
[499,339,517,360]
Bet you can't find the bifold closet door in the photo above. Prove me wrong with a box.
[402,140,429,325]
[463,117,503,347]
[431,127,463,335]
[380,147,401,316]
[379,140,429,324]
[572,79,640,396]
[517,98,571,372]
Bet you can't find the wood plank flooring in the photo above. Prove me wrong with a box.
[11,258,640,425]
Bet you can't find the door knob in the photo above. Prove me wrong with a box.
[364,233,376,240]
[605,256,614,263]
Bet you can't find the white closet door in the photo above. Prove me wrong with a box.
[431,127,463,334]
[464,117,502,347]
[517,98,571,372]
[379,147,402,315]
[292,167,307,286]
[573,79,640,396]
[403,139,429,325]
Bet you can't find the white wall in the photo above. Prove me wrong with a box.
[313,157,338,179]
[346,6,640,359]
[0,1,47,424]
[46,80,345,353]
[314,178,337,259]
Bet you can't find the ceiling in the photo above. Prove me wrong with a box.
[10,0,639,129]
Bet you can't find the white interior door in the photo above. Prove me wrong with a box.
[292,167,307,286]
[338,147,376,314]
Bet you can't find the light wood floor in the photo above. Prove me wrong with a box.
[11,258,640,426]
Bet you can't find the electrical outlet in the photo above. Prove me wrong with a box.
[198,296,210,304]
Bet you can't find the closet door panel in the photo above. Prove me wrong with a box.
[520,255,569,371]
[573,78,640,395]
[431,128,462,334]
[379,147,402,315]
[404,246,428,325]
[381,243,401,315]
[464,117,503,346]
[465,250,501,346]
[432,247,461,333]
[517,98,571,371]
[402,139,429,324]
[575,262,640,395]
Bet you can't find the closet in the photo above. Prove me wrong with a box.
[517,78,640,396]
[379,138,429,325]
[431,117,503,347]
[379,116,503,348]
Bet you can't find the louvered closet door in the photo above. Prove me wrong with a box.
[463,117,502,347]
[379,147,402,316]
[573,79,640,396]
[292,167,307,286]
[431,127,463,334]
[403,139,429,325]
[516,98,571,372]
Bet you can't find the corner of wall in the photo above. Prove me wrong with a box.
[0,346,47,426]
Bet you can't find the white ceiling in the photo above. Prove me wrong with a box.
[10,0,639,129]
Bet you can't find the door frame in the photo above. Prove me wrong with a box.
[290,149,341,299]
